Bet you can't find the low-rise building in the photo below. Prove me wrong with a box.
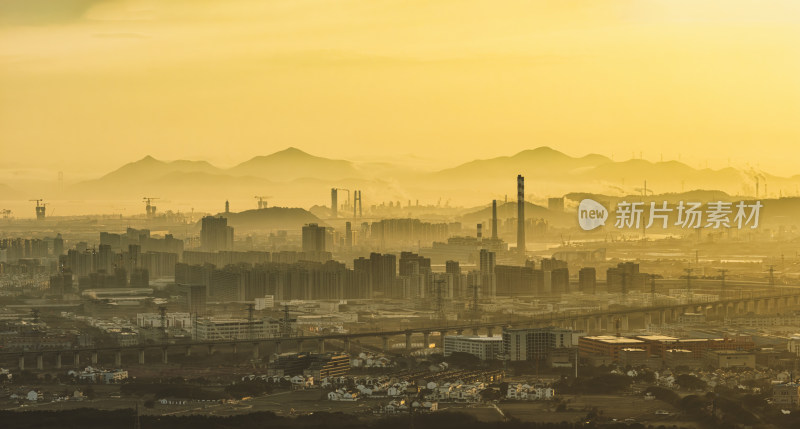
[304,353,350,379]
[327,389,359,401]
[137,312,191,329]
[663,349,703,369]
[705,350,755,369]
[578,335,647,361]
[70,366,129,383]
[254,295,275,310]
[503,327,580,361]
[789,335,800,357]
[773,383,800,407]
[506,384,555,401]
[443,335,502,360]
[618,348,653,368]
[194,317,280,340]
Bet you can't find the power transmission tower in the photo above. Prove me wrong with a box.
[159,306,167,342]
[247,303,255,341]
[650,274,657,305]
[718,269,728,299]
[434,277,446,323]
[469,277,480,323]
[684,268,694,304]
[282,304,291,338]
[620,271,628,304]
[134,402,141,429]
[768,265,776,290]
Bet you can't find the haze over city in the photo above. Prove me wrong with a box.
[4,1,800,429]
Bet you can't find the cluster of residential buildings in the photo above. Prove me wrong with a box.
[67,366,129,383]
[506,383,555,401]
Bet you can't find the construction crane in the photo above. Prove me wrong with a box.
[142,197,159,218]
[254,196,272,210]
[29,199,46,220]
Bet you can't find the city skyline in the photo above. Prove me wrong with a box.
[1,145,797,218]
[3,2,800,427]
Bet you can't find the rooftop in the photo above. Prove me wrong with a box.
[445,335,503,342]
[582,336,644,344]
[636,335,679,342]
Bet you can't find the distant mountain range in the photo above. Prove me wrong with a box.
[430,146,759,196]
[65,147,376,204]
[2,146,798,211]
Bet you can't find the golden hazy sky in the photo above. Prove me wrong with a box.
[2,0,800,177]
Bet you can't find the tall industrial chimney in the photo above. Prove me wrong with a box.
[491,200,498,240]
[517,175,525,254]
[331,188,338,218]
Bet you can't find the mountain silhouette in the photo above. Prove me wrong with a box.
[59,146,800,207]
[229,147,361,181]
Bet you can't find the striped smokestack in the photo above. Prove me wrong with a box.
[491,199,498,240]
[517,175,525,254]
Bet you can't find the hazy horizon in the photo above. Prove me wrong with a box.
[3,4,800,427]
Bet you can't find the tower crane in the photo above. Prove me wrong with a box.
[29,199,46,220]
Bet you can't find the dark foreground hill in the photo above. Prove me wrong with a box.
[0,409,703,429]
